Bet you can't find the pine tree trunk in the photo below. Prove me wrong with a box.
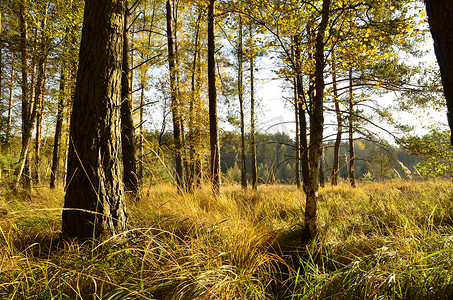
[238,15,247,190]
[6,55,14,145]
[121,3,139,194]
[424,0,453,144]
[50,67,66,189]
[15,0,34,191]
[302,0,330,244]
[188,9,202,192]
[331,50,342,186]
[348,68,356,188]
[62,0,127,241]
[294,34,310,191]
[250,23,257,190]
[166,0,184,191]
[34,4,49,185]
[208,0,221,195]
[138,82,144,182]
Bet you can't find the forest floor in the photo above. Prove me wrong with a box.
[0,180,453,299]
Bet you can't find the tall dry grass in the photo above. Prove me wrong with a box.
[0,180,452,299]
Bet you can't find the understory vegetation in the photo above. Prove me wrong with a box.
[1,180,452,299]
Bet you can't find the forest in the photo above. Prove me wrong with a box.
[1,0,453,299]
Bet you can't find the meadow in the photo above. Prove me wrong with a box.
[0,180,452,299]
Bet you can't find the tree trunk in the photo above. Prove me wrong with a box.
[302,0,330,244]
[331,49,342,186]
[50,67,66,189]
[62,0,127,241]
[166,0,184,191]
[121,3,139,194]
[208,0,221,195]
[238,15,247,190]
[250,33,257,191]
[294,34,310,190]
[138,82,144,182]
[348,68,356,188]
[15,0,34,191]
[6,55,14,145]
[424,1,453,144]
[249,23,257,190]
[294,79,301,189]
[188,9,202,192]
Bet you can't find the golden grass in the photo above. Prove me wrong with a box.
[0,180,453,299]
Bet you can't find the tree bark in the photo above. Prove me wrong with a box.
[121,2,139,194]
[50,66,66,189]
[188,9,202,192]
[294,34,310,190]
[34,7,49,184]
[424,1,453,144]
[138,82,144,182]
[6,55,14,145]
[331,50,342,186]
[348,68,356,188]
[208,0,221,195]
[166,0,184,191]
[238,15,247,190]
[15,0,34,191]
[62,0,127,241]
[302,0,330,244]
[250,30,257,191]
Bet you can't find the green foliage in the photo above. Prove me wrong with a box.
[402,128,453,179]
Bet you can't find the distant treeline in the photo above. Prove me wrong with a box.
[151,130,421,185]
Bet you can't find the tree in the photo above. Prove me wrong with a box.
[208,0,220,195]
[424,0,453,144]
[121,1,139,194]
[62,0,127,240]
[166,0,184,191]
[237,13,247,190]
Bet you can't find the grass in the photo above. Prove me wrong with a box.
[0,180,453,299]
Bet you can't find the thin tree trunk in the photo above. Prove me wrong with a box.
[250,24,257,190]
[6,55,14,145]
[166,0,184,191]
[302,0,330,244]
[238,15,247,190]
[331,50,342,185]
[348,68,356,188]
[188,9,202,192]
[15,0,34,191]
[50,66,66,189]
[294,34,309,190]
[208,0,220,195]
[292,37,300,189]
[62,0,127,241]
[121,2,139,194]
[138,82,144,182]
[33,4,49,185]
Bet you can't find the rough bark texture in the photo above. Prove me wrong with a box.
[425,1,453,144]
[208,0,221,195]
[166,0,184,191]
[62,0,127,241]
[302,0,330,244]
[121,4,139,194]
